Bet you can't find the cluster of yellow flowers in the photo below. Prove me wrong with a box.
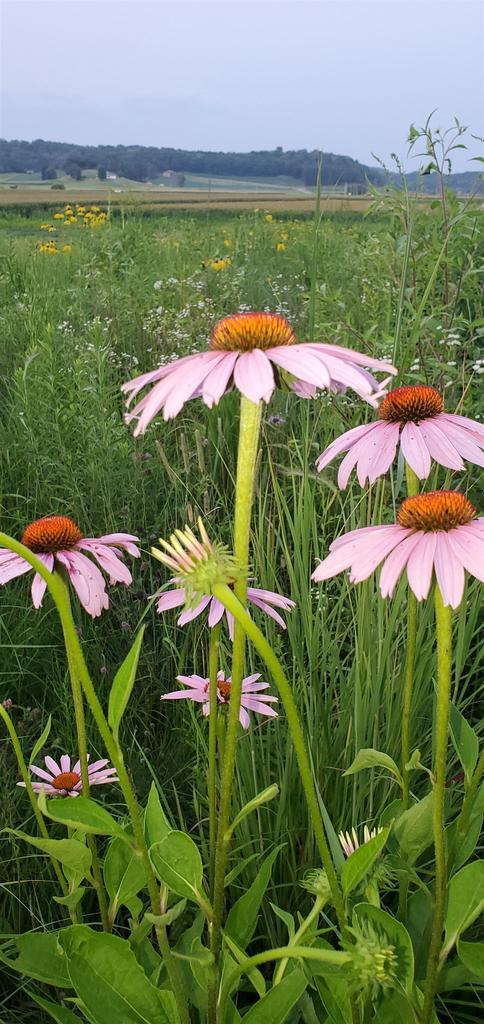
[37,241,73,255]
[51,204,108,228]
[276,231,289,252]
[203,256,232,272]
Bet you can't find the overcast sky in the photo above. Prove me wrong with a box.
[1,0,482,171]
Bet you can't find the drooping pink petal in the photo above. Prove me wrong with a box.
[177,595,211,626]
[307,342,396,376]
[406,533,437,601]
[349,530,411,584]
[79,542,132,585]
[246,588,295,610]
[434,533,465,608]
[175,674,208,690]
[161,689,207,702]
[312,528,409,583]
[417,421,464,471]
[313,353,375,400]
[87,759,109,774]
[338,442,367,490]
[330,525,402,551]
[400,423,432,479]
[432,418,484,468]
[242,697,278,717]
[122,355,197,405]
[93,534,141,557]
[446,526,484,583]
[0,553,32,585]
[367,422,400,483]
[316,422,379,473]
[29,764,55,783]
[233,350,276,404]
[207,597,226,628]
[246,595,287,628]
[156,587,187,612]
[238,706,251,729]
[202,351,239,407]
[379,533,422,598]
[56,550,109,618]
[31,553,54,608]
[268,345,331,389]
[439,412,484,442]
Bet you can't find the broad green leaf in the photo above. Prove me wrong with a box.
[59,925,177,1024]
[144,781,171,847]
[344,748,402,786]
[444,862,484,952]
[30,715,52,764]
[108,626,145,741]
[174,935,214,993]
[315,975,352,1024]
[446,813,482,873]
[2,829,91,880]
[393,791,434,864]
[372,991,417,1022]
[39,793,132,846]
[341,827,390,895]
[225,784,279,841]
[53,888,86,912]
[448,703,479,782]
[458,940,484,980]
[103,838,145,918]
[145,898,187,927]
[353,903,414,992]
[223,932,266,998]
[241,967,307,1023]
[149,830,203,901]
[225,845,283,950]
[29,993,82,1024]
[0,931,72,987]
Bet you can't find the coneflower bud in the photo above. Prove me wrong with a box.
[151,518,242,605]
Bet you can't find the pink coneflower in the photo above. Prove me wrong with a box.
[338,825,384,858]
[161,671,278,729]
[156,583,295,638]
[316,384,484,487]
[312,490,484,609]
[17,753,118,797]
[0,515,140,618]
[122,312,397,432]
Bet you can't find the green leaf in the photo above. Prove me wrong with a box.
[372,991,417,1023]
[344,749,402,786]
[144,781,171,847]
[108,626,145,741]
[341,827,390,895]
[393,791,434,864]
[39,793,132,845]
[223,932,266,998]
[269,902,295,942]
[145,898,187,928]
[444,862,484,953]
[29,993,82,1024]
[149,830,204,902]
[53,887,86,912]
[2,828,91,881]
[225,845,283,950]
[353,904,414,992]
[59,925,178,1024]
[448,703,479,782]
[225,784,279,841]
[103,838,145,919]
[0,931,72,987]
[241,967,307,1023]
[30,715,52,764]
[447,813,482,873]
[457,940,484,980]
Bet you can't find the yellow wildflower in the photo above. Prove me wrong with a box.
[223,238,231,248]
[276,242,286,252]
[265,213,273,222]
[53,212,64,220]
[62,244,72,253]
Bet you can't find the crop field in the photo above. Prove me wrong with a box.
[0,188,482,1022]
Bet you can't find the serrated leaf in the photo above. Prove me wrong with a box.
[344,749,402,786]
[108,626,145,741]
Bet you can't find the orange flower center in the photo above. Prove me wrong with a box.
[398,491,476,531]
[379,385,443,423]
[22,515,83,553]
[52,771,81,791]
[210,312,296,352]
[217,678,232,702]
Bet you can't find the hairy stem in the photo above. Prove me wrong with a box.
[208,623,221,902]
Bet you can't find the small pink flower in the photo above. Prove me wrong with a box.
[156,583,295,639]
[122,312,396,431]
[312,490,484,609]
[0,515,140,618]
[161,671,278,729]
[338,825,384,858]
[17,753,118,797]
[317,384,484,487]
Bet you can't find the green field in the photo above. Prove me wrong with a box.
[0,193,483,1022]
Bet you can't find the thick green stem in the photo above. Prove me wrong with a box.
[209,396,262,1007]
[58,572,110,931]
[0,703,70,903]
[421,586,452,1024]
[398,465,419,923]
[0,534,189,1024]
[212,582,347,933]
[208,623,221,901]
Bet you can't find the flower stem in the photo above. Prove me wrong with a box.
[212,582,347,933]
[401,463,419,812]
[421,585,452,1024]
[0,702,71,905]
[209,396,262,1018]
[0,534,189,1024]
[208,623,221,902]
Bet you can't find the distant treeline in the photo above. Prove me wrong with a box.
[0,138,383,186]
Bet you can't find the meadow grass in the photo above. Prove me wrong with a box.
[0,194,482,1020]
